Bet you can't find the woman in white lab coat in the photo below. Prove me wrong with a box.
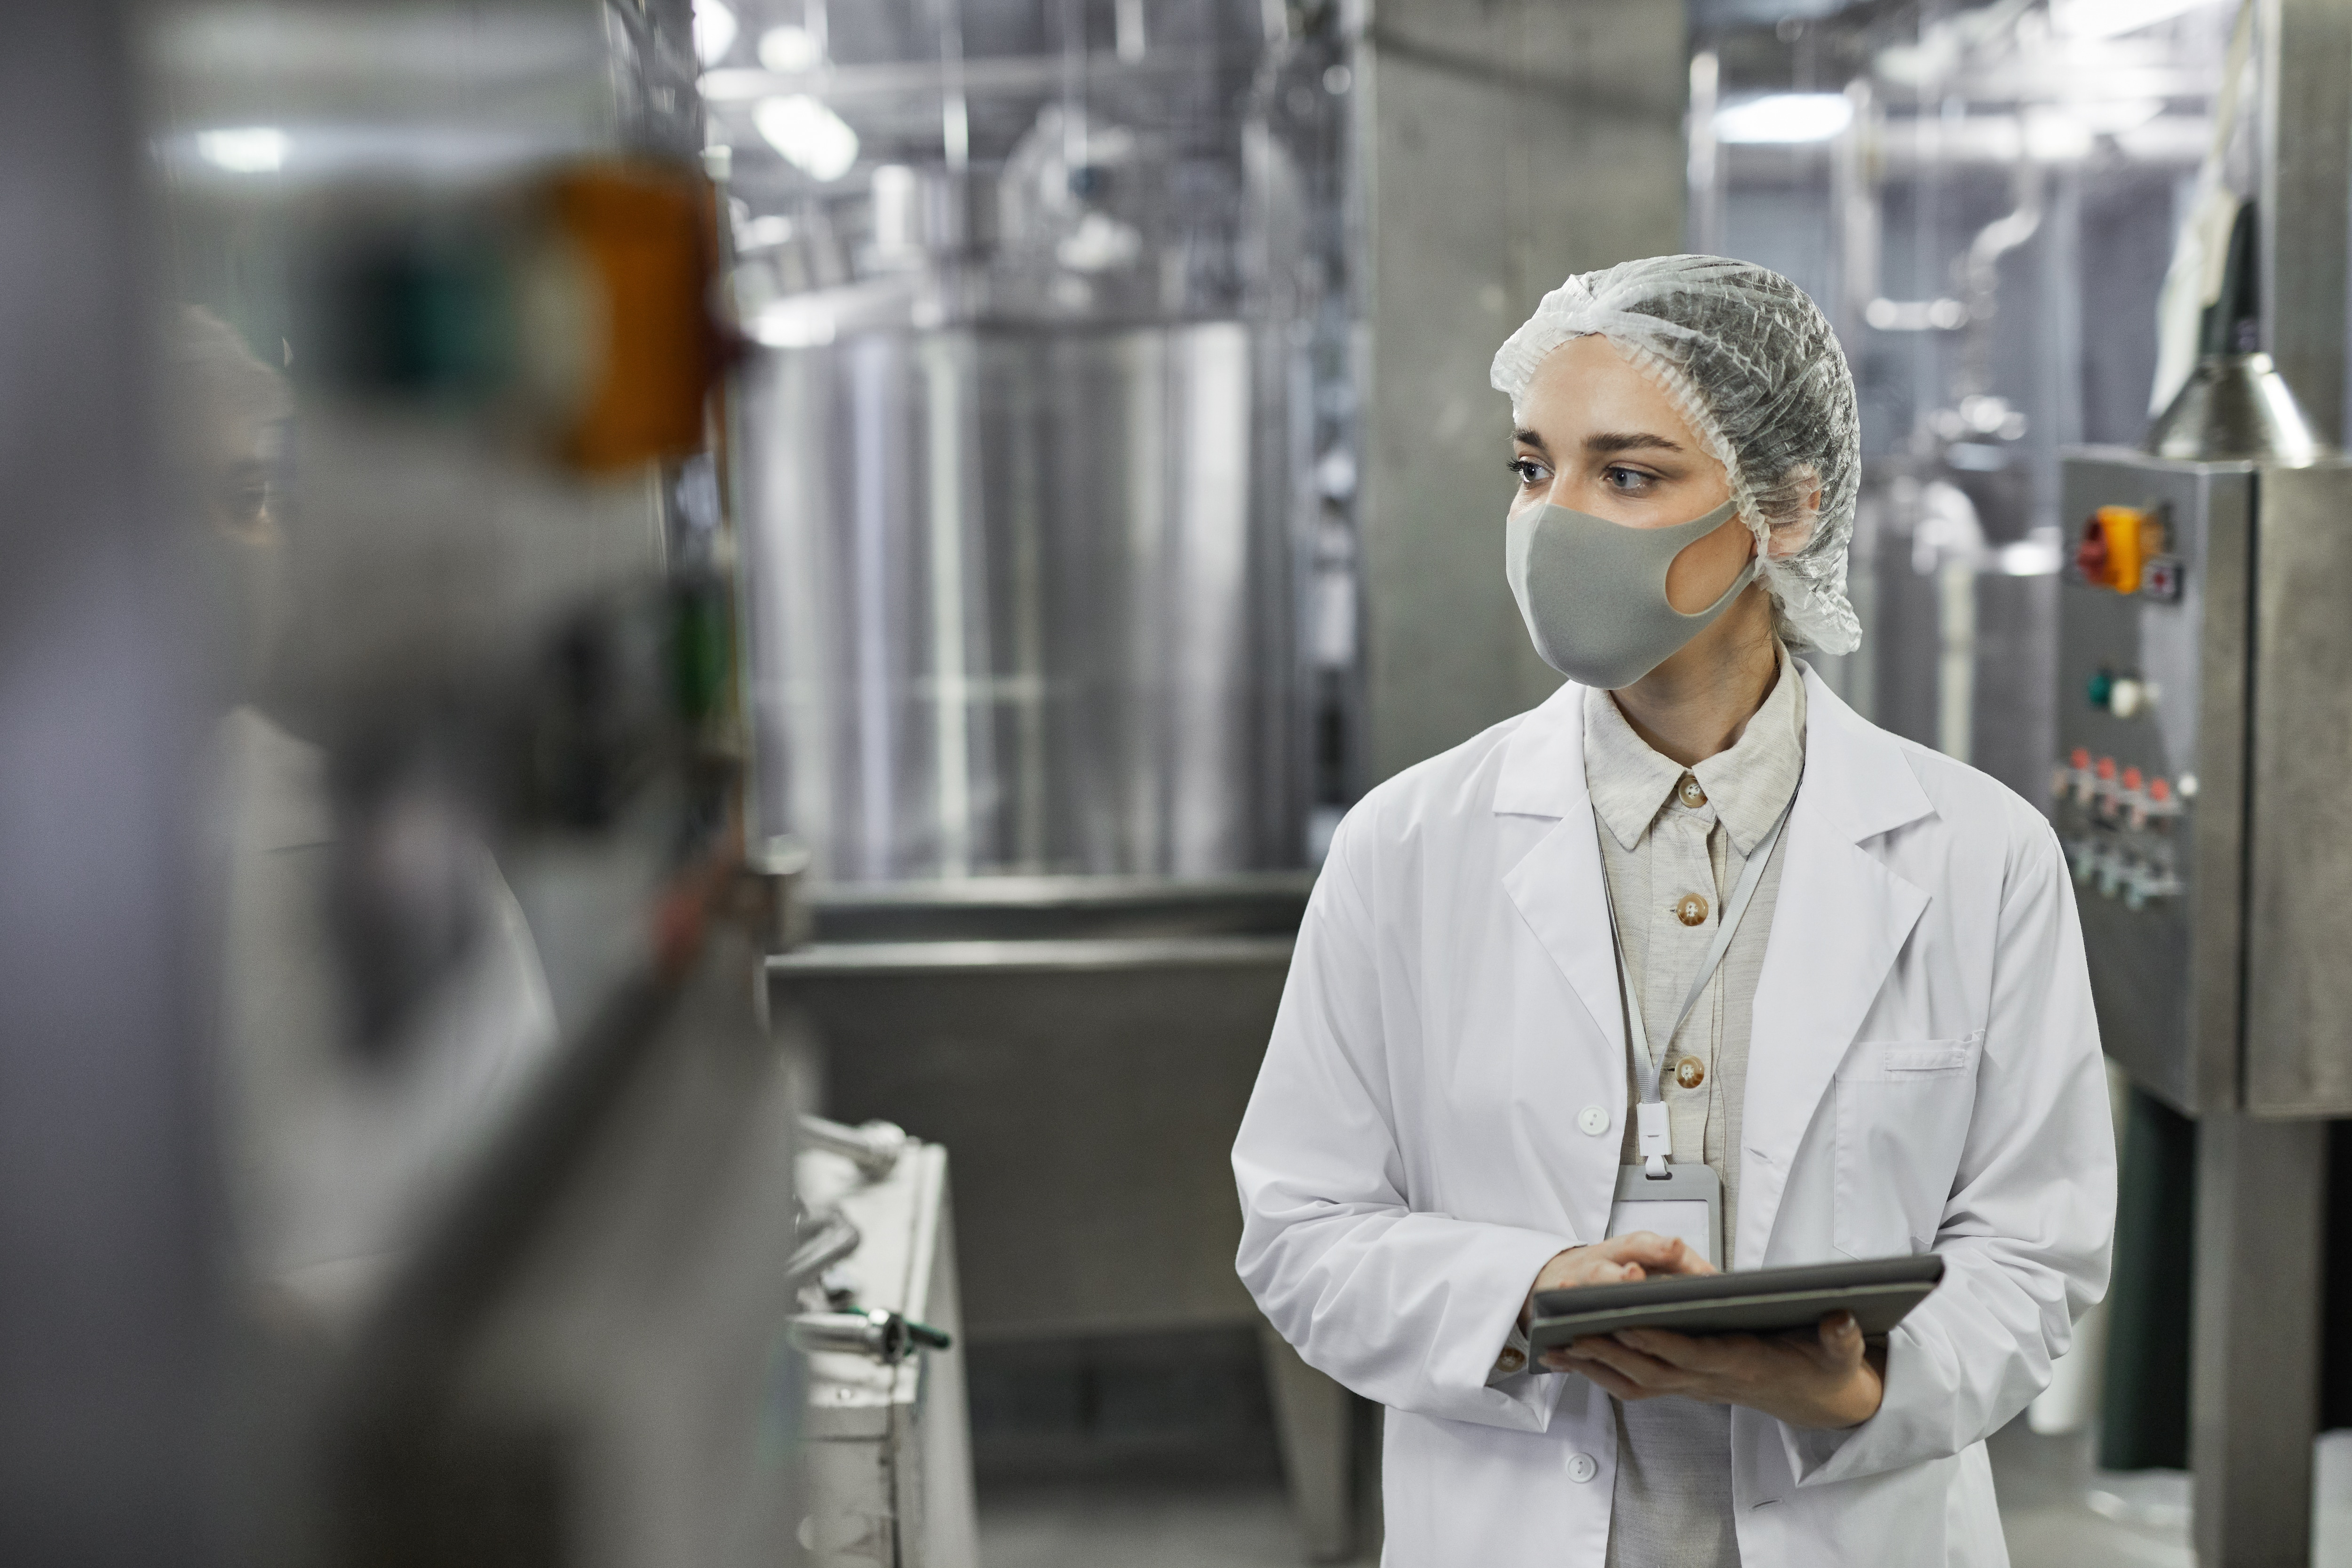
[1233,257,2114,1567]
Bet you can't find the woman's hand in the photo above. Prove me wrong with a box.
[1546,1313,1887,1431]
[1518,1232,1714,1330]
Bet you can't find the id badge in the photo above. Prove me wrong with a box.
[1605,1162,1723,1270]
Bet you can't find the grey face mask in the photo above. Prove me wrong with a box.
[1505,497,1757,688]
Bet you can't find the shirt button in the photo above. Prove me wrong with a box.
[1675,891,1710,926]
[1677,774,1708,809]
[1495,1346,1527,1374]
[1675,1056,1706,1090]
[1567,1451,1598,1483]
[1577,1105,1611,1136]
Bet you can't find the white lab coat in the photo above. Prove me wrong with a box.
[1234,667,2114,1568]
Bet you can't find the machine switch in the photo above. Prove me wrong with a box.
[2074,506,2162,594]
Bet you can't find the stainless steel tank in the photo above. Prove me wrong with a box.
[739,320,1304,882]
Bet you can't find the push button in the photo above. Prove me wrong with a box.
[1675,1056,1706,1090]
[1674,892,1709,927]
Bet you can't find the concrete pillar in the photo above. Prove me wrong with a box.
[1354,0,1687,783]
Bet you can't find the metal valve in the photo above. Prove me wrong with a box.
[787,1308,954,1364]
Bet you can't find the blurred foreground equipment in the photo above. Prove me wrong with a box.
[118,0,839,1563]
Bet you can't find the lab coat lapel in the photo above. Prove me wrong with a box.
[1495,685,1628,1059]
[1737,670,1933,1266]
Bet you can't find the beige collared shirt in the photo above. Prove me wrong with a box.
[1586,646,1806,1568]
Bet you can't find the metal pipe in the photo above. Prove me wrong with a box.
[788,1307,954,1362]
[797,1114,909,1181]
[785,1210,862,1284]
[1957,159,2045,398]
[1688,50,1724,255]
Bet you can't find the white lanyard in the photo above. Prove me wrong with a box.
[1597,790,1795,1177]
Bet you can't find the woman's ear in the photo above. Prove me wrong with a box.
[1762,466,1824,561]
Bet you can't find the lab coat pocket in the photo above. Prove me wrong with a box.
[1832,1032,1985,1258]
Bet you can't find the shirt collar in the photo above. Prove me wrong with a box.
[1581,643,1808,856]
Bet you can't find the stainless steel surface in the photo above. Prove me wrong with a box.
[143,1,801,1561]
[2054,451,2252,1116]
[344,933,806,1568]
[750,836,817,956]
[800,1114,911,1180]
[797,1141,978,1568]
[775,934,1296,977]
[2259,0,2352,442]
[2241,460,2352,1114]
[2192,1113,2329,1568]
[1,9,217,1561]
[778,914,1361,1564]
[739,323,1307,880]
[771,902,1294,1337]
[2144,354,2327,466]
[808,870,1314,942]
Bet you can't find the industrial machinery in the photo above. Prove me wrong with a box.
[791,1117,978,1568]
[2052,431,2352,1119]
[131,0,839,1562]
[2053,81,2352,1552]
[717,0,1361,1554]
[721,2,1341,882]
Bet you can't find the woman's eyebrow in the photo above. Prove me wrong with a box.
[1584,430,1683,456]
[1511,428,1550,455]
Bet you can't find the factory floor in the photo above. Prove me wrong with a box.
[966,1330,2352,1568]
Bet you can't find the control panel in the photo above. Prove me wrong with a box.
[2054,450,2250,1116]
[2051,748,2190,910]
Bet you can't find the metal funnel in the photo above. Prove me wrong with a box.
[2143,352,2328,466]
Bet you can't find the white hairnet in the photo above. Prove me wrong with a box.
[1489,255,1862,655]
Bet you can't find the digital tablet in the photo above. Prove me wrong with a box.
[1526,1255,1944,1355]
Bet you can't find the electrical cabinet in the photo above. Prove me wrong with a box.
[2055,447,2352,1115]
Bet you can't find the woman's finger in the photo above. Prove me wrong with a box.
[1576,1337,1685,1391]
[1817,1312,1863,1363]
[1573,1361,1648,1401]
[1617,1328,1732,1372]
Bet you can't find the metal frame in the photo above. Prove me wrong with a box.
[2258,0,2352,444]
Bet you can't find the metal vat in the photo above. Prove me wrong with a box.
[738,322,1307,883]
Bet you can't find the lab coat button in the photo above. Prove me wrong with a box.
[1675,1056,1706,1090]
[1675,892,1709,926]
[1577,1105,1610,1136]
[1495,1346,1526,1374]
[1567,1452,1598,1483]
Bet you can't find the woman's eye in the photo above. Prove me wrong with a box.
[1508,458,1549,486]
[1604,465,1652,493]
